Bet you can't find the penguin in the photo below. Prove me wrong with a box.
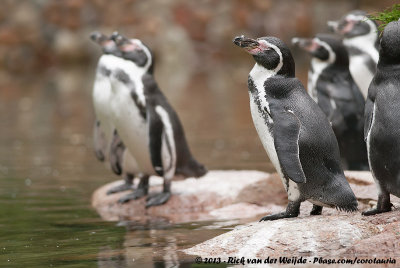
[328,10,379,99]
[104,32,207,207]
[292,34,368,170]
[363,20,400,216]
[90,32,149,202]
[233,35,358,221]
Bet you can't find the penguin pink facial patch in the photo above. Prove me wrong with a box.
[120,42,140,52]
[340,19,356,34]
[103,40,116,50]
[247,41,269,54]
[305,40,320,52]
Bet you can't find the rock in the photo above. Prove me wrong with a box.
[183,171,400,262]
[183,211,400,261]
[92,170,400,224]
[92,170,280,223]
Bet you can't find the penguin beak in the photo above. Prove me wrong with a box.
[233,35,260,53]
[90,31,116,50]
[90,31,107,44]
[292,37,319,53]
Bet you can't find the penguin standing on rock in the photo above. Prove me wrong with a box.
[233,35,358,221]
[104,33,207,207]
[292,34,368,170]
[90,32,148,201]
[363,20,400,216]
[328,10,379,99]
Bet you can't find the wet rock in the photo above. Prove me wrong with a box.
[183,211,400,260]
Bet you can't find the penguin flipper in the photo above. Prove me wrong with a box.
[325,81,353,101]
[272,109,307,184]
[93,120,106,162]
[364,83,377,141]
[109,130,125,175]
[148,107,164,176]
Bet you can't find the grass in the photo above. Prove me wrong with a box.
[369,4,400,32]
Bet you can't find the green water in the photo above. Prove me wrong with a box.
[0,69,270,267]
[0,177,124,267]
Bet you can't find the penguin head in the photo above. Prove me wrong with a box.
[111,32,154,74]
[292,34,349,66]
[379,20,400,65]
[90,31,121,56]
[328,10,378,39]
[233,35,295,77]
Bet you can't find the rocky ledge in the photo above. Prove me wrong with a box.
[181,171,400,264]
[92,170,398,224]
[183,211,400,264]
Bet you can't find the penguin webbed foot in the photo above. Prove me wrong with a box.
[362,206,392,216]
[310,205,323,215]
[107,182,133,195]
[259,212,298,221]
[118,188,148,203]
[146,192,171,208]
[362,193,392,216]
[259,201,300,221]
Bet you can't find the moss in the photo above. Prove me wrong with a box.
[369,4,400,31]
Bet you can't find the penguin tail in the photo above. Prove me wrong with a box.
[334,190,359,213]
[176,158,207,178]
[326,174,359,213]
[335,202,359,213]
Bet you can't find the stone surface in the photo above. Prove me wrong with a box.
[92,170,281,223]
[183,211,400,262]
[92,170,400,224]
[181,171,400,264]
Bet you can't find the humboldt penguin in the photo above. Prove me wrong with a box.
[292,34,368,170]
[363,20,400,215]
[233,35,358,220]
[328,10,379,99]
[90,32,149,202]
[104,32,207,207]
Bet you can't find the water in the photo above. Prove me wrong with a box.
[0,64,277,267]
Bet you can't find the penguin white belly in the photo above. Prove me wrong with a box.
[249,95,300,201]
[309,59,328,104]
[92,68,115,156]
[307,70,318,102]
[110,81,154,175]
[349,55,373,99]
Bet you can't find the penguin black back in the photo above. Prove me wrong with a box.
[141,73,207,178]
